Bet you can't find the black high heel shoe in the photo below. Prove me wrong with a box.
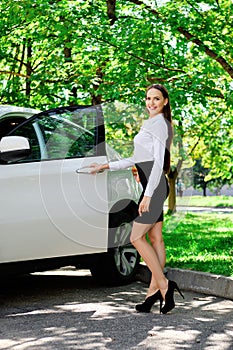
[136,290,162,313]
[161,280,184,314]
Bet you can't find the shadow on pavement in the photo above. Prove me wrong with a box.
[0,271,232,349]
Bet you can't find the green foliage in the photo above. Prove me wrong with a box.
[164,212,233,277]
[103,101,145,157]
[0,0,232,184]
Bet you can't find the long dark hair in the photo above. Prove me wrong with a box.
[146,84,173,174]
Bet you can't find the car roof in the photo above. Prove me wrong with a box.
[0,105,40,119]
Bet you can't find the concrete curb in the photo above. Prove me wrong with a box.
[135,264,233,300]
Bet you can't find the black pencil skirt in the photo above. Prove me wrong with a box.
[134,161,169,224]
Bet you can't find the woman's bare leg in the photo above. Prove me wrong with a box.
[130,221,168,298]
[148,221,165,268]
[146,221,166,296]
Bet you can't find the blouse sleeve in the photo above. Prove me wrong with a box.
[144,119,168,197]
[109,157,135,171]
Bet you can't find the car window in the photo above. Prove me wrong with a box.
[0,117,27,140]
[10,107,98,162]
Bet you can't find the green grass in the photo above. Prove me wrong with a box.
[175,195,233,208]
[163,212,233,277]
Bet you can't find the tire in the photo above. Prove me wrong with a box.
[90,208,140,285]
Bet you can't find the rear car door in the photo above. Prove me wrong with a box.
[0,106,108,263]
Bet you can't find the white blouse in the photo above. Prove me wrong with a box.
[109,113,168,197]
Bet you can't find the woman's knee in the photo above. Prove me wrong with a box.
[148,226,163,245]
[149,234,164,246]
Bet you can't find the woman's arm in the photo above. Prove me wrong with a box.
[89,157,135,174]
[89,163,109,174]
[138,196,151,216]
[144,120,168,197]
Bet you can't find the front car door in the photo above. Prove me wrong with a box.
[0,106,108,263]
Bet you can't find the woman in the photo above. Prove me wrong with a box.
[90,84,184,314]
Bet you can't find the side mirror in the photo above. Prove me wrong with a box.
[0,136,31,163]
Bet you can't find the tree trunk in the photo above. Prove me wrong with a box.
[91,67,103,105]
[167,167,178,214]
[64,38,72,61]
[106,0,117,25]
[26,40,32,97]
[203,182,207,196]
[168,176,177,214]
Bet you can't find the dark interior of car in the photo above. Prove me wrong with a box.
[0,117,26,140]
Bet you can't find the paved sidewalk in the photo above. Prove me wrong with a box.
[164,205,233,213]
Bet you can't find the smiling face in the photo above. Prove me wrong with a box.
[146,88,168,118]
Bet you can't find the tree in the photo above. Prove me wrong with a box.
[0,0,232,211]
[193,159,210,196]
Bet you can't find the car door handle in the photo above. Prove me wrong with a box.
[76,167,104,174]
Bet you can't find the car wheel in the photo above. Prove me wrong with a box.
[90,210,140,285]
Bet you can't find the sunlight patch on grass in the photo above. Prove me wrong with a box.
[175,195,233,208]
[163,212,233,277]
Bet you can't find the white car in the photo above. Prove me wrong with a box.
[0,105,141,284]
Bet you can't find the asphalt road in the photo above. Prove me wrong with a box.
[0,269,233,350]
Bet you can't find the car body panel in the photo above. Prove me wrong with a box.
[0,157,108,263]
[0,105,39,118]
